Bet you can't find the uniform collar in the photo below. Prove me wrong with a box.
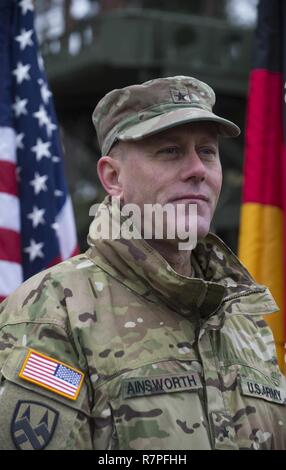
[86,197,277,319]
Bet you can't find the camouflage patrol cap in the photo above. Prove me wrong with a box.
[92,75,240,155]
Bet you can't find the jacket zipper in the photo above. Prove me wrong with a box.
[208,286,267,319]
[197,286,269,448]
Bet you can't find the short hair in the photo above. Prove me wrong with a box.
[108,141,124,159]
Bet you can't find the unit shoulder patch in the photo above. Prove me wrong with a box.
[11,400,59,450]
[19,349,84,401]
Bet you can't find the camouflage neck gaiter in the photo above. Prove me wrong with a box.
[87,196,266,318]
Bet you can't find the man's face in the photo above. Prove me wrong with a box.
[116,122,222,241]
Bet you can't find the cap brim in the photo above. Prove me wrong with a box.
[118,108,240,142]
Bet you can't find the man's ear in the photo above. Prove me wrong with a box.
[97,156,123,197]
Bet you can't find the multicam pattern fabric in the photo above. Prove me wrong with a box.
[0,196,285,450]
[92,76,240,155]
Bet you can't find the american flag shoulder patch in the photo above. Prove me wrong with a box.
[19,349,84,401]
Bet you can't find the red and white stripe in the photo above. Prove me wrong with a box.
[0,127,23,301]
[0,128,78,302]
[56,196,78,260]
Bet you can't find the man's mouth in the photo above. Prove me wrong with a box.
[170,194,209,203]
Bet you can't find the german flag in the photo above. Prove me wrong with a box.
[239,0,286,373]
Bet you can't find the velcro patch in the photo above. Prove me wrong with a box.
[122,372,202,399]
[170,86,191,104]
[11,400,59,450]
[240,379,286,405]
[19,349,84,401]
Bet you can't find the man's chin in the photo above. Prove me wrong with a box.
[196,226,211,241]
[176,218,210,240]
[189,217,210,241]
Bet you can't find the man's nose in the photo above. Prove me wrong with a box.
[180,149,206,182]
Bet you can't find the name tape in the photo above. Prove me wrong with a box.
[122,372,202,399]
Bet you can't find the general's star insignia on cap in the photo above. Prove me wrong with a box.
[19,349,84,401]
[170,86,191,103]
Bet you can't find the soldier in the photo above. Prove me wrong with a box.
[0,76,286,450]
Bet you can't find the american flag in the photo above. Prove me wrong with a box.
[0,0,79,302]
[20,349,84,401]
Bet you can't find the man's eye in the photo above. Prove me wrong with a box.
[158,147,180,156]
[199,147,217,158]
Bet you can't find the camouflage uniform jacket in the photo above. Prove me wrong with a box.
[0,199,286,450]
